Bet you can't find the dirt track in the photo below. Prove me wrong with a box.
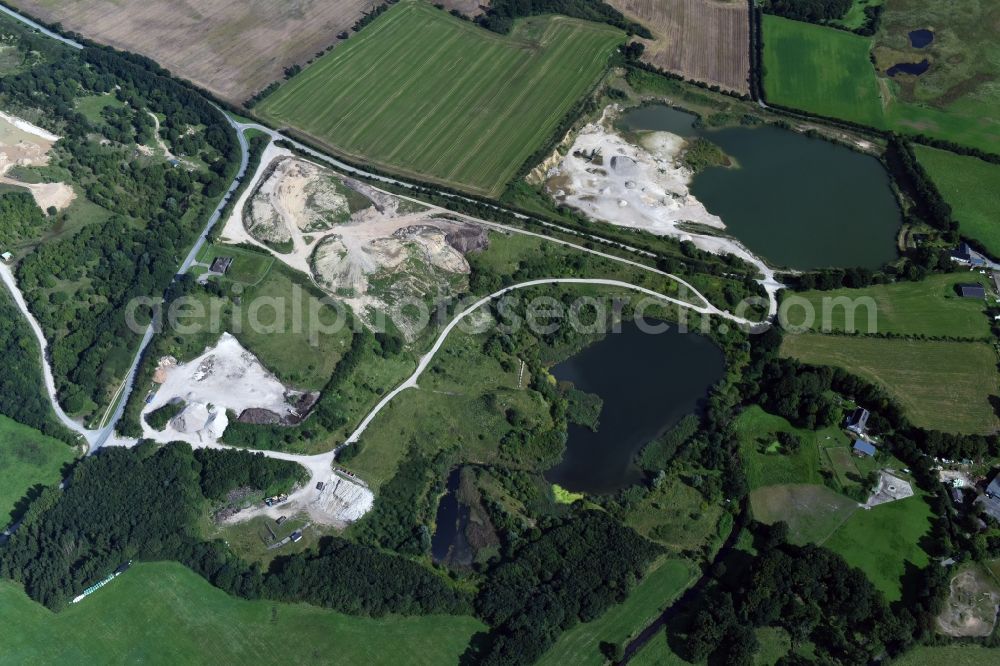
[8,0,380,103]
[609,0,750,94]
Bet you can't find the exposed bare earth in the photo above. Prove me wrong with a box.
[609,0,750,94]
[937,567,1000,637]
[0,111,74,211]
[223,150,487,338]
[9,0,380,103]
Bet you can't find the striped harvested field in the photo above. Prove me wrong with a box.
[258,0,624,196]
[258,1,623,197]
[609,0,750,93]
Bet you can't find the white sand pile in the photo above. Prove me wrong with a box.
[141,332,307,444]
[547,117,723,235]
[309,473,374,523]
[543,107,783,314]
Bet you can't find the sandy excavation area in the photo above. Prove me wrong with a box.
[141,333,316,445]
[0,111,74,212]
[222,149,488,337]
[937,567,1000,637]
[222,467,375,527]
[538,106,781,310]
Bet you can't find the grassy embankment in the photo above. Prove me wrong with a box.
[0,415,76,525]
[915,146,1000,256]
[0,561,483,664]
[537,558,695,665]
[258,1,623,197]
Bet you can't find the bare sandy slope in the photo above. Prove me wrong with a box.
[222,149,485,338]
[536,106,781,305]
[0,110,74,211]
[609,0,750,94]
[10,0,380,103]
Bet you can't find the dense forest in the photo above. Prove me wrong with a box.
[681,522,914,664]
[0,443,467,616]
[0,288,72,442]
[0,191,49,248]
[764,0,851,22]
[478,0,651,37]
[469,509,662,665]
[0,30,239,419]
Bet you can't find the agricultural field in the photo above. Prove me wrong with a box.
[780,334,999,434]
[762,2,1000,152]
[537,558,695,666]
[823,491,933,601]
[608,0,750,93]
[762,15,884,127]
[257,1,623,196]
[0,561,484,664]
[0,415,76,525]
[915,146,1000,256]
[7,0,381,103]
[783,273,993,339]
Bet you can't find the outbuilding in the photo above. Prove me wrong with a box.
[853,440,877,457]
[957,283,986,299]
[845,407,870,435]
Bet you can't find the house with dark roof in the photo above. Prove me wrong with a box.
[957,283,986,299]
[952,243,987,267]
[845,407,870,435]
[210,256,233,274]
[979,474,1000,521]
[853,440,877,457]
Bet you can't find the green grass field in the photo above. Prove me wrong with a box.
[626,477,726,553]
[343,326,549,489]
[258,1,622,196]
[762,16,884,128]
[894,645,1000,666]
[0,416,76,524]
[0,561,483,665]
[784,273,992,338]
[736,405,852,491]
[915,146,1000,256]
[763,7,1000,153]
[195,242,274,285]
[750,483,859,545]
[780,334,999,434]
[828,0,884,30]
[823,493,932,601]
[537,558,695,666]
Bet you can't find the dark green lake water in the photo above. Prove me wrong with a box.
[544,320,725,494]
[620,105,901,270]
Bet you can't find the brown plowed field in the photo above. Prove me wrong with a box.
[610,0,750,94]
[7,0,380,103]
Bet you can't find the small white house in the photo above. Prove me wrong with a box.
[1,251,12,263]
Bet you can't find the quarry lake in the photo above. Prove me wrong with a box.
[620,105,902,270]
[544,320,725,494]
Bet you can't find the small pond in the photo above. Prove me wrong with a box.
[908,29,934,48]
[431,468,471,565]
[887,59,930,77]
[543,320,725,494]
[619,105,901,270]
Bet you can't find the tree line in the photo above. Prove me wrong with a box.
[0,442,469,616]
